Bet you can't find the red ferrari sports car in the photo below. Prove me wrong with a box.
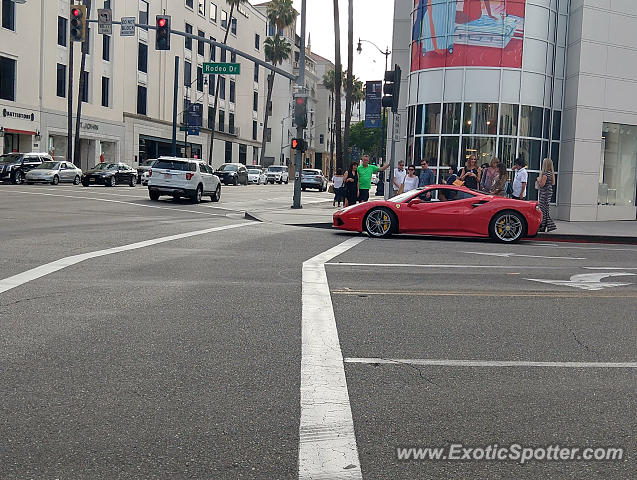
[333,185,542,243]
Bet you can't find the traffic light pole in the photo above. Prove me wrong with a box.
[171,56,179,157]
[291,0,306,210]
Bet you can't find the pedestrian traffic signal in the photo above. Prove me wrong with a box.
[155,15,171,51]
[293,95,308,129]
[382,65,401,113]
[291,138,307,152]
[70,5,87,42]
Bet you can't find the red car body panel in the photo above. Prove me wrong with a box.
[332,185,542,240]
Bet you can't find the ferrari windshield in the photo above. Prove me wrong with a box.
[388,189,424,203]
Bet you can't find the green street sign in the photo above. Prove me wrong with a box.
[203,62,241,75]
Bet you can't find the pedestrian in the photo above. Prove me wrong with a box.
[490,162,508,196]
[537,158,557,232]
[479,158,499,192]
[512,157,528,200]
[357,155,389,202]
[418,158,435,187]
[445,165,459,185]
[403,165,420,192]
[393,160,407,194]
[332,168,345,207]
[459,155,480,190]
[343,161,359,207]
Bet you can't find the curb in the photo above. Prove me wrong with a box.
[533,233,637,245]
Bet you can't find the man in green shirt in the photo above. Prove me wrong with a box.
[357,155,390,202]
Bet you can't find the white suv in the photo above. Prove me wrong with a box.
[265,165,289,184]
[148,157,221,203]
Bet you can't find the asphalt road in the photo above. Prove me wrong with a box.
[0,182,635,479]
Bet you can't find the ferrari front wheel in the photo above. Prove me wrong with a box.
[489,211,525,243]
[364,208,395,238]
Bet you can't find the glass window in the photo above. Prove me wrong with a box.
[139,0,149,31]
[56,64,66,98]
[527,171,539,201]
[498,137,516,169]
[2,0,15,30]
[255,34,260,50]
[208,106,214,129]
[442,103,461,134]
[253,91,258,111]
[229,113,235,133]
[219,76,225,99]
[198,31,205,56]
[599,123,637,206]
[499,104,518,136]
[440,137,459,167]
[519,105,543,138]
[210,3,217,22]
[0,56,16,101]
[197,66,204,92]
[137,85,147,115]
[225,140,232,162]
[186,0,194,8]
[103,34,111,61]
[221,10,228,29]
[229,80,236,103]
[415,103,441,135]
[413,137,439,165]
[210,37,216,61]
[552,111,562,140]
[209,74,215,95]
[184,61,191,87]
[519,138,542,170]
[221,47,227,62]
[551,142,560,172]
[101,76,109,107]
[231,52,236,63]
[218,110,225,132]
[231,18,237,35]
[254,63,259,82]
[198,0,206,16]
[463,103,498,135]
[185,24,192,50]
[138,42,148,73]
[253,121,258,140]
[543,108,551,139]
[80,71,89,103]
[461,137,496,164]
[407,105,415,136]
[58,16,67,47]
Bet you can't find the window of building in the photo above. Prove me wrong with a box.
[225,140,232,162]
[441,103,461,135]
[210,37,216,61]
[552,111,562,140]
[252,121,257,140]
[185,23,192,50]
[499,104,519,136]
[80,71,89,103]
[197,66,204,92]
[219,76,225,99]
[599,123,637,207]
[413,137,439,170]
[461,136,496,165]
[229,113,235,134]
[0,56,16,101]
[58,16,67,47]
[268,23,276,37]
[319,134,324,144]
[210,3,217,22]
[2,0,15,31]
[253,91,258,112]
[138,42,148,73]
[102,34,111,61]
[498,137,517,169]
[439,136,459,167]
[229,80,235,103]
[230,52,236,64]
[198,30,205,56]
[221,48,227,62]
[519,138,542,171]
[221,10,228,29]
[209,74,215,95]
[254,63,258,82]
[463,103,498,135]
[139,0,149,31]
[208,106,215,129]
[239,143,247,164]
[184,61,191,87]
[101,76,110,107]
[198,0,205,16]
[255,34,260,50]
[415,103,441,135]
[519,105,543,138]
[56,64,66,98]
[231,17,237,35]
[186,0,194,9]
[218,110,225,132]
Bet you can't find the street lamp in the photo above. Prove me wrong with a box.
[357,38,391,162]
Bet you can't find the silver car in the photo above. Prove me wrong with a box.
[25,161,82,185]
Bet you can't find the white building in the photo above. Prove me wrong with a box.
[392,0,637,221]
[1,0,270,170]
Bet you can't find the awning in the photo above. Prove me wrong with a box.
[4,128,36,136]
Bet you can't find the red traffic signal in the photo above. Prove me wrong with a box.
[293,95,308,129]
[69,5,87,42]
[158,18,167,28]
[155,15,171,50]
[72,8,81,17]
[291,138,307,152]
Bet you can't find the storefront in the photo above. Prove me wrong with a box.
[0,104,41,155]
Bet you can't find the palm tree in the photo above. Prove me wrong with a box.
[343,0,354,163]
[323,69,345,173]
[332,0,343,169]
[259,35,292,165]
[259,0,297,166]
[208,0,247,165]
[352,78,365,121]
[73,0,92,167]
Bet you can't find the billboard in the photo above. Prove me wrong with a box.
[364,81,383,129]
[411,0,526,71]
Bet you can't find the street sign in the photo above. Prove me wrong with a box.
[203,62,241,75]
[188,128,200,136]
[188,104,202,127]
[179,126,188,132]
[364,81,382,129]
[393,114,401,141]
[120,16,136,37]
[97,9,112,35]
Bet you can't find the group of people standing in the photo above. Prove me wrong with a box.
[332,155,390,207]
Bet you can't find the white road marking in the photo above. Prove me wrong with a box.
[525,272,635,291]
[528,243,637,253]
[300,237,366,480]
[345,358,637,369]
[462,251,586,260]
[585,267,637,270]
[325,263,564,269]
[0,222,255,295]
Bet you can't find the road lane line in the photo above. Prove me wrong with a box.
[330,290,637,298]
[0,222,255,295]
[300,237,366,480]
[345,358,637,369]
[462,251,587,260]
[325,263,566,269]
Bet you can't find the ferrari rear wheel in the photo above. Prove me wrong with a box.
[489,211,525,243]
[364,208,395,238]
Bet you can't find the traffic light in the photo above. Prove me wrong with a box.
[293,95,308,129]
[155,15,171,50]
[70,5,87,42]
[291,138,307,152]
[382,65,401,113]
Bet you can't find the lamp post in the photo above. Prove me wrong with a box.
[357,38,391,162]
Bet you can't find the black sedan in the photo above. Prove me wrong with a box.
[82,163,137,187]
[214,163,249,185]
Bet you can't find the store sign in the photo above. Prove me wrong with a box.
[2,108,35,121]
[81,122,99,131]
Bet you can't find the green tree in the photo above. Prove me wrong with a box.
[349,120,385,160]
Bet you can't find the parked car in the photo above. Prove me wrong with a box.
[0,152,51,184]
[137,159,156,184]
[247,168,266,184]
[140,170,151,186]
[333,185,542,243]
[301,169,328,191]
[25,161,82,185]
[148,157,221,203]
[214,163,249,185]
[265,165,289,184]
[82,162,137,187]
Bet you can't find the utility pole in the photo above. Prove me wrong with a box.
[171,56,179,157]
[67,42,74,164]
[291,0,307,209]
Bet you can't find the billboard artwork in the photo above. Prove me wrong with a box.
[364,81,383,129]
[411,0,526,71]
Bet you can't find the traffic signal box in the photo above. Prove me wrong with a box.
[293,96,308,129]
[382,65,402,113]
[156,15,171,50]
[70,5,87,42]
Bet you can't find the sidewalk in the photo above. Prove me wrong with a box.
[246,200,637,243]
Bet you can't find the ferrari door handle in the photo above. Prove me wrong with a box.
[471,201,488,208]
